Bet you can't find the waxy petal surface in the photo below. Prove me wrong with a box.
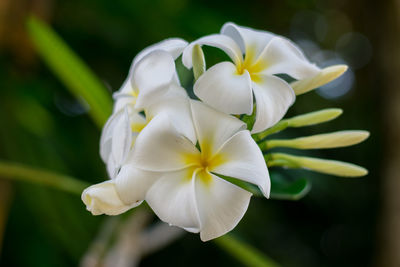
[193,62,253,115]
[251,75,295,133]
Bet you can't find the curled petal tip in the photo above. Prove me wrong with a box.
[82,180,137,216]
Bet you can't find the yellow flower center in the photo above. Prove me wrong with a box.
[182,141,226,185]
[236,47,268,84]
[131,122,146,132]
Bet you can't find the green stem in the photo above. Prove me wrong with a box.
[0,160,89,195]
[253,121,289,142]
[214,234,280,267]
[253,108,343,143]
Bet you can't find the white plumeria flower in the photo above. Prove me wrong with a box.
[182,22,321,133]
[100,85,194,178]
[113,38,188,112]
[100,40,189,178]
[83,100,270,241]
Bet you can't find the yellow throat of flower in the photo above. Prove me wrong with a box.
[182,142,226,185]
[236,47,267,84]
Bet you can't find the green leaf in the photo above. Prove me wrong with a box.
[26,16,113,128]
[216,172,310,200]
[270,173,311,201]
[219,175,263,196]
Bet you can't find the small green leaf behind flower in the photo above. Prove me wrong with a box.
[217,173,311,201]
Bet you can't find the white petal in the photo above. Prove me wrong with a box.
[195,173,252,241]
[106,155,118,179]
[100,108,126,163]
[193,62,253,115]
[112,78,137,113]
[131,114,199,172]
[257,37,320,79]
[190,100,246,157]
[100,106,146,178]
[82,180,139,216]
[221,22,275,61]
[114,164,160,205]
[113,86,139,115]
[212,130,270,198]
[113,94,136,114]
[110,107,133,171]
[113,39,187,111]
[182,34,243,69]
[132,38,188,69]
[146,169,201,232]
[251,75,295,133]
[133,50,176,109]
[146,90,196,144]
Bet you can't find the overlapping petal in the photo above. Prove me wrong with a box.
[193,62,253,115]
[110,107,133,171]
[100,106,146,178]
[146,169,201,232]
[132,38,188,69]
[133,50,177,109]
[182,34,243,68]
[221,22,275,61]
[130,114,198,172]
[106,156,118,180]
[251,75,295,133]
[190,100,246,157]
[147,91,196,144]
[114,164,160,205]
[113,91,136,113]
[212,130,270,197]
[256,37,320,80]
[195,173,252,241]
[112,38,187,112]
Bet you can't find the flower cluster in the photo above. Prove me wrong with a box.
[82,23,368,241]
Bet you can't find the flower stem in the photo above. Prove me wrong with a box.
[253,121,289,142]
[214,234,280,267]
[0,160,89,195]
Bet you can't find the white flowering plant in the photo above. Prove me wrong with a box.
[79,22,369,242]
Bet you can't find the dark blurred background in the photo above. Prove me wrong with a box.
[0,0,394,266]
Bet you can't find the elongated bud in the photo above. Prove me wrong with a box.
[192,44,205,81]
[291,65,348,95]
[286,108,343,127]
[262,130,369,150]
[254,108,342,140]
[82,180,139,215]
[266,153,368,177]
